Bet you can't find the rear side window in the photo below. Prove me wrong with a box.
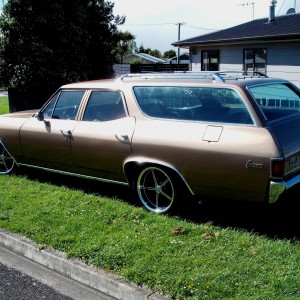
[83,91,126,122]
[249,83,300,121]
[134,86,253,124]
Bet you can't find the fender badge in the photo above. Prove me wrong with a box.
[246,160,263,169]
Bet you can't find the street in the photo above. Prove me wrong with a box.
[0,244,116,300]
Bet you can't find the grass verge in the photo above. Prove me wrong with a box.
[1,173,300,299]
[0,96,9,114]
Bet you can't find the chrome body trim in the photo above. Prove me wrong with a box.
[18,163,129,186]
[123,156,195,195]
[285,173,300,190]
[268,181,286,204]
[269,174,300,203]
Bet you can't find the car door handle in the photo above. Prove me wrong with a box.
[60,130,72,136]
[60,130,72,141]
[115,134,130,144]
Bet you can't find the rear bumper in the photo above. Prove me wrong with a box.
[269,174,300,203]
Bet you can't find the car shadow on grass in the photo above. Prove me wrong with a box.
[174,190,300,241]
[14,167,133,203]
[14,167,300,241]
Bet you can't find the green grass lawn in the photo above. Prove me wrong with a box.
[0,96,9,114]
[1,171,300,299]
[1,96,300,298]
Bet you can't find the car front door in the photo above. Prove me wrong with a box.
[20,90,85,169]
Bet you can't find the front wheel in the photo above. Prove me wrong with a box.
[0,144,15,174]
[136,166,176,214]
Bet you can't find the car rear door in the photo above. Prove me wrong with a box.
[71,90,135,182]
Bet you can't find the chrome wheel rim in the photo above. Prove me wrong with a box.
[0,145,14,174]
[137,167,175,213]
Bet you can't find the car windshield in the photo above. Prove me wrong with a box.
[249,83,300,121]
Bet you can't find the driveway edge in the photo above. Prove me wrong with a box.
[0,228,168,300]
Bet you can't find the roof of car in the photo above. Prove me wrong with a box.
[61,72,289,90]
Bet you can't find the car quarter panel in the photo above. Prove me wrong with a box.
[131,118,280,202]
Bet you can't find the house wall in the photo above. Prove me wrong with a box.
[190,41,300,87]
[267,42,300,87]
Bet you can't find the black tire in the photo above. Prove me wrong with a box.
[0,143,15,174]
[135,166,177,214]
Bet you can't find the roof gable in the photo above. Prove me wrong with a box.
[173,13,300,47]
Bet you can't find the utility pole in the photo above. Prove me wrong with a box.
[175,22,185,64]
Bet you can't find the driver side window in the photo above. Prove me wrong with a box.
[43,91,85,120]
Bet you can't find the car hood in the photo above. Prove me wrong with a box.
[1,110,38,118]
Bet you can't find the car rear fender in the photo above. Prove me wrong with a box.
[123,156,194,195]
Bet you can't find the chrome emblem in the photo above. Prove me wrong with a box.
[246,160,263,169]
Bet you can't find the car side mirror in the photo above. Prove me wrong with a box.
[36,111,45,121]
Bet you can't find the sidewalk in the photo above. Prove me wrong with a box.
[0,228,168,300]
[0,90,8,96]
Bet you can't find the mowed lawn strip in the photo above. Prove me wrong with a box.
[1,174,300,299]
[1,96,300,299]
[0,96,9,114]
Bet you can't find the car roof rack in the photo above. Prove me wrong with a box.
[120,71,268,83]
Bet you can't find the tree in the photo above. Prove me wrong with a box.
[148,49,162,58]
[163,50,177,59]
[115,30,136,63]
[0,0,125,110]
[138,44,145,53]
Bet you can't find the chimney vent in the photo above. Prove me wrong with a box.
[269,0,277,22]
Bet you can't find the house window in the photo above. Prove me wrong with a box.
[201,50,219,71]
[244,49,267,75]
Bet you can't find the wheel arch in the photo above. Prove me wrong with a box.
[123,156,194,196]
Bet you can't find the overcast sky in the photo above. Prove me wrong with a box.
[112,0,299,52]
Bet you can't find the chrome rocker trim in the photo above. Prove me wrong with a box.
[19,163,129,186]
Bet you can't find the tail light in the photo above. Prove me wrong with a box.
[271,158,285,178]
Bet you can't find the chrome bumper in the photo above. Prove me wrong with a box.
[269,174,300,203]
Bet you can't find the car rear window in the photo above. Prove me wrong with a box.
[249,83,300,121]
[134,86,254,125]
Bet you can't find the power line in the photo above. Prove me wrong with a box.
[120,22,217,31]
[185,25,217,31]
[121,22,177,26]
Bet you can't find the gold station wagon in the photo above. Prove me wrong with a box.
[1,72,300,213]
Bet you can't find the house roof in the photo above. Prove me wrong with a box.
[125,53,167,63]
[172,13,300,47]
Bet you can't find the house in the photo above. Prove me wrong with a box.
[168,52,190,64]
[114,52,189,76]
[122,53,167,64]
[172,3,300,87]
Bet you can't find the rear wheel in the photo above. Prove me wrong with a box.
[136,166,176,214]
[0,144,15,174]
